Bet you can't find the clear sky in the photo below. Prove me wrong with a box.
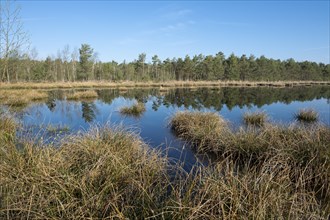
[18,1,329,63]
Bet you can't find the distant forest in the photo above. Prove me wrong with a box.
[1,44,329,83]
[1,0,329,83]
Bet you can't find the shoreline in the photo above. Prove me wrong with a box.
[0,80,329,90]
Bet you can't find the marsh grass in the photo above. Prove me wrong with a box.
[294,108,319,123]
[170,111,228,154]
[1,80,329,90]
[66,90,98,100]
[171,157,328,219]
[1,111,329,219]
[170,111,330,214]
[170,112,330,168]
[120,102,146,117]
[0,90,48,106]
[0,113,17,142]
[243,111,267,126]
[0,121,170,219]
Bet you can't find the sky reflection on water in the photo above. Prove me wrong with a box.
[10,86,330,169]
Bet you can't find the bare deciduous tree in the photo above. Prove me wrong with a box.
[71,47,79,81]
[0,0,29,82]
[62,44,70,81]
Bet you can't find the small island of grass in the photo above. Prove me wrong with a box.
[294,108,319,123]
[119,102,146,117]
[243,111,267,126]
[66,90,98,100]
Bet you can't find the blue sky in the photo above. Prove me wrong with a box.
[19,1,329,63]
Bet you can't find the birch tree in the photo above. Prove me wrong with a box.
[0,0,29,82]
[71,47,79,81]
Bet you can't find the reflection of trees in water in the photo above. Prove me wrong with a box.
[97,88,159,104]
[161,86,330,111]
[81,102,97,123]
[152,96,163,111]
[44,100,87,123]
[46,99,56,112]
[46,90,71,112]
[44,90,100,123]
[47,90,66,100]
[95,86,329,112]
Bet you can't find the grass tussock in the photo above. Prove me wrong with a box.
[170,111,330,214]
[66,90,98,100]
[0,113,17,142]
[0,89,48,106]
[243,111,267,126]
[172,158,328,219]
[170,111,228,153]
[0,122,170,219]
[1,111,329,219]
[294,108,319,123]
[120,102,146,117]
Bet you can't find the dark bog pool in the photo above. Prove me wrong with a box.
[6,86,330,169]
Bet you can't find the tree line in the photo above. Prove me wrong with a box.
[1,1,329,83]
[1,43,329,83]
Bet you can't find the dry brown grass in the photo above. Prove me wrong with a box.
[171,157,328,219]
[119,102,146,117]
[243,111,268,126]
[1,111,329,219]
[170,111,228,153]
[0,80,329,90]
[294,108,319,123]
[0,89,48,105]
[66,90,98,100]
[170,111,330,215]
[0,123,170,219]
[0,112,17,142]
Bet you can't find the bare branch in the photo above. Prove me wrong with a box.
[0,0,30,82]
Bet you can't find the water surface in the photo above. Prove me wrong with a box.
[5,86,330,169]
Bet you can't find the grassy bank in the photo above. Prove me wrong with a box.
[66,90,98,100]
[1,112,329,219]
[0,80,329,90]
[0,89,48,106]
